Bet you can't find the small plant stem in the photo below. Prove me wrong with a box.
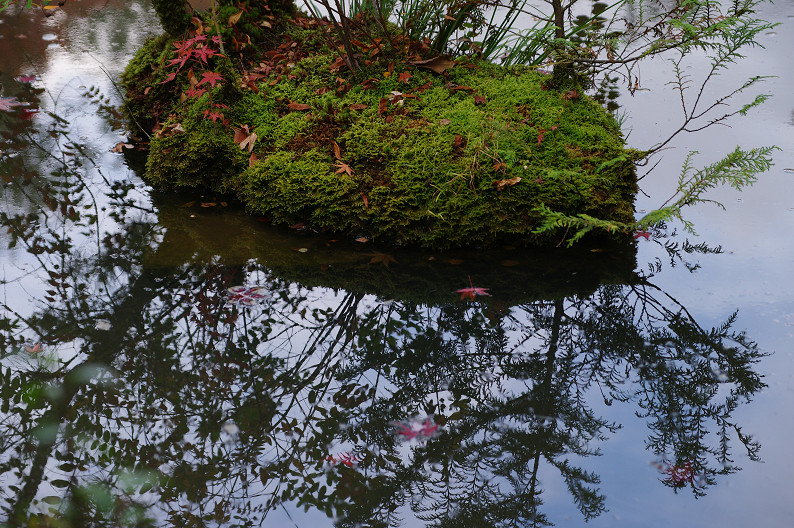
[210,0,225,54]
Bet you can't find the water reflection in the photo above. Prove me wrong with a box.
[0,2,771,526]
[0,106,765,527]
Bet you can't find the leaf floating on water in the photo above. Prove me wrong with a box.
[368,251,397,267]
[355,236,369,243]
[392,416,441,442]
[24,342,43,354]
[784,168,794,173]
[455,275,491,300]
[325,452,358,467]
[226,286,271,306]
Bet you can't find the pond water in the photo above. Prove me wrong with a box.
[1,2,793,527]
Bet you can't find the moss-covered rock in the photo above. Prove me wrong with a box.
[123,20,639,248]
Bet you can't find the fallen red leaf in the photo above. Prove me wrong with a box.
[378,98,388,116]
[398,71,412,83]
[334,161,353,176]
[287,102,311,111]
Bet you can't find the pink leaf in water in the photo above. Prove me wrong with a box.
[16,74,37,83]
[0,96,24,112]
[633,230,651,240]
[226,286,270,306]
[325,452,358,467]
[455,275,491,300]
[393,416,441,442]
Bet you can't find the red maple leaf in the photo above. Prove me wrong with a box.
[197,71,224,87]
[159,71,178,84]
[393,417,441,441]
[455,275,491,300]
[203,109,225,122]
[184,85,207,98]
[398,71,412,83]
[325,452,358,467]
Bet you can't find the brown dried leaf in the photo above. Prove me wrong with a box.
[439,119,451,126]
[332,141,342,160]
[228,10,243,25]
[349,103,368,110]
[492,177,522,191]
[378,98,388,117]
[409,55,455,74]
[288,102,312,111]
[334,161,353,176]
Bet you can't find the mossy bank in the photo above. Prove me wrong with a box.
[122,17,639,249]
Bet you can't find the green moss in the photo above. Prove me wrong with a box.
[120,34,174,127]
[126,23,638,248]
[146,113,248,191]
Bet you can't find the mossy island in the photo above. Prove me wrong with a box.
[122,6,640,249]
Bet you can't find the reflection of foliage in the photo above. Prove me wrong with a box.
[0,106,766,526]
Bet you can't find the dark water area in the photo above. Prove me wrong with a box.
[1,2,793,527]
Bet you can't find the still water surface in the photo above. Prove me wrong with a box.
[1,2,793,527]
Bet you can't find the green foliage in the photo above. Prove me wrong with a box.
[532,146,777,245]
[637,146,778,234]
